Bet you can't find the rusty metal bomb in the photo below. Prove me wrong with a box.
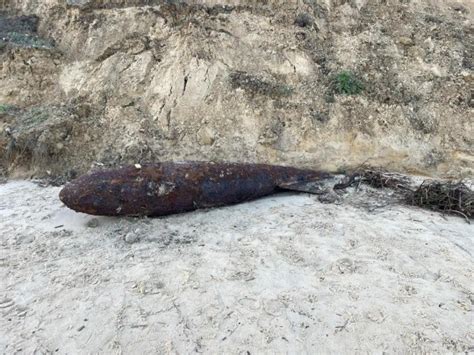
[59,161,333,217]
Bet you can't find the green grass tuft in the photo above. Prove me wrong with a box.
[0,104,15,114]
[21,107,50,127]
[333,71,364,95]
[1,32,54,49]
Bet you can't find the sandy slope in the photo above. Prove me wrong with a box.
[0,181,473,353]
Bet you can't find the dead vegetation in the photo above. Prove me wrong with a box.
[409,181,473,221]
[335,166,473,221]
[358,167,412,190]
[334,166,412,191]
[230,71,293,98]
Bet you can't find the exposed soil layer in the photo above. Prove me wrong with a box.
[0,0,473,179]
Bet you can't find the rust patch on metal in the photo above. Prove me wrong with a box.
[59,161,332,217]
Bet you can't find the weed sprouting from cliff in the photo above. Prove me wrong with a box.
[20,107,50,128]
[333,71,364,95]
[0,104,15,114]
[1,32,54,49]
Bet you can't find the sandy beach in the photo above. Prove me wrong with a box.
[1,180,473,353]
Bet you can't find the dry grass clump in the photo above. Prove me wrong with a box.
[335,166,473,221]
[359,168,412,190]
[409,181,473,220]
[334,166,412,190]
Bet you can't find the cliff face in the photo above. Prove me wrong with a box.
[0,0,473,178]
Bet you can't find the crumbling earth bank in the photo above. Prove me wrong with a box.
[0,0,473,178]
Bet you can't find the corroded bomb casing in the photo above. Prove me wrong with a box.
[59,161,332,216]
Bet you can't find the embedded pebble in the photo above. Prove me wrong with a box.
[86,218,100,228]
[125,232,140,244]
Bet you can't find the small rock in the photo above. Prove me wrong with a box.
[134,164,142,169]
[86,218,99,228]
[66,0,92,7]
[197,127,216,146]
[452,4,468,14]
[462,72,474,83]
[22,235,35,244]
[125,232,139,244]
[399,36,414,46]
[318,190,339,204]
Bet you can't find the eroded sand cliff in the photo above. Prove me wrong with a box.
[0,0,472,179]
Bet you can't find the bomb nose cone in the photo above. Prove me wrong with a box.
[59,182,75,208]
[59,181,91,214]
[58,177,111,215]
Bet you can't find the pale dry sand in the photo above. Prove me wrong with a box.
[1,181,473,353]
